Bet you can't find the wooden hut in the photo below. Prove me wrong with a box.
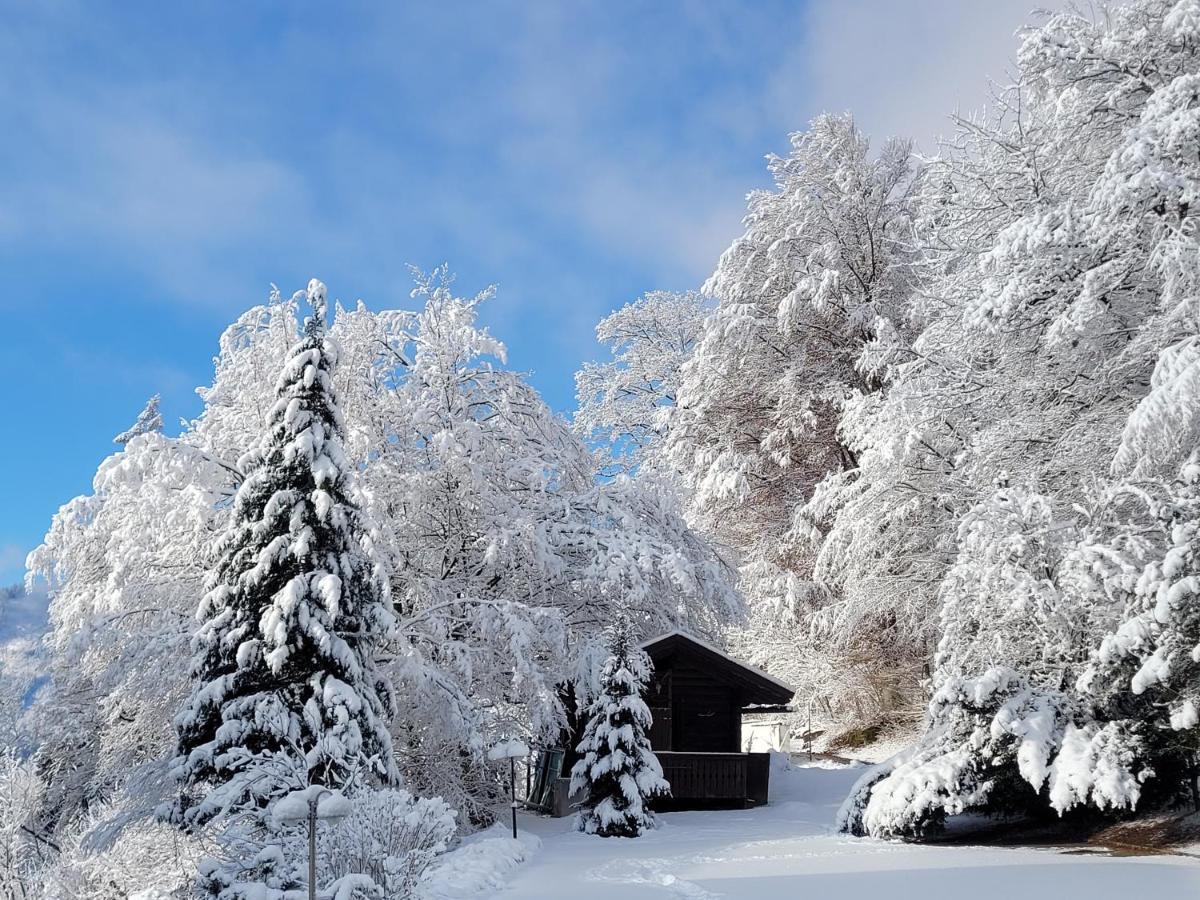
[527,630,795,815]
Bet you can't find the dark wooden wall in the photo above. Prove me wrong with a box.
[646,660,742,753]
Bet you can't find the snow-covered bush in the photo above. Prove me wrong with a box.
[841,668,1066,838]
[194,836,300,900]
[193,787,455,900]
[418,824,540,900]
[317,789,456,898]
[570,617,669,837]
[1067,448,1200,814]
[841,481,1085,837]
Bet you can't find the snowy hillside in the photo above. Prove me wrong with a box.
[0,584,50,640]
[0,584,50,697]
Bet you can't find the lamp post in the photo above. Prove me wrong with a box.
[488,739,530,840]
[275,786,352,900]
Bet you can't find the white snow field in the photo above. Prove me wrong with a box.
[467,760,1200,899]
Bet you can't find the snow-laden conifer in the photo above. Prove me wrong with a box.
[569,616,669,837]
[1072,450,1200,809]
[113,394,163,445]
[170,279,397,828]
[841,479,1079,837]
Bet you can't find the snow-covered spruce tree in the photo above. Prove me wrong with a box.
[113,393,163,445]
[570,616,669,837]
[171,279,397,829]
[840,479,1080,838]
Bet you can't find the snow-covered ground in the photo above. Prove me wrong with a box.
[461,760,1200,899]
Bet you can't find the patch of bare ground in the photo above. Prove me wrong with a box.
[1091,812,1200,857]
[921,810,1200,858]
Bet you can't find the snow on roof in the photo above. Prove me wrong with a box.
[637,629,795,696]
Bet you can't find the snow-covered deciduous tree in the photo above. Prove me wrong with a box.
[330,272,737,822]
[657,112,920,721]
[171,279,397,828]
[671,112,917,560]
[934,480,1077,685]
[0,583,47,750]
[569,616,669,837]
[574,290,709,476]
[0,750,43,900]
[808,0,1200,740]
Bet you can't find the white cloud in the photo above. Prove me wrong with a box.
[775,0,1070,153]
[1,88,309,298]
[0,544,28,579]
[442,1,1076,293]
[0,1,1077,313]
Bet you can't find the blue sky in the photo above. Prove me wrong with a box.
[0,0,1055,586]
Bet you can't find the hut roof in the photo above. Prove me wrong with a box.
[637,630,795,708]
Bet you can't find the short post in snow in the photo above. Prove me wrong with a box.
[807,698,813,762]
[488,739,530,841]
[308,794,325,900]
[274,786,351,900]
[510,756,517,840]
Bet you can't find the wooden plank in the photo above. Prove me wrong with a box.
[648,706,672,751]
[745,752,770,805]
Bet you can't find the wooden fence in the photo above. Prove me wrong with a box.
[656,751,770,806]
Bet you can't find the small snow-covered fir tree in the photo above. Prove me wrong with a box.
[171,279,397,829]
[113,393,163,445]
[569,616,669,837]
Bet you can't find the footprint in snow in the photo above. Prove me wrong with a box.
[585,857,719,899]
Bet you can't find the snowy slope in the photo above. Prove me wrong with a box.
[0,585,50,640]
[0,585,50,703]
[482,761,1200,899]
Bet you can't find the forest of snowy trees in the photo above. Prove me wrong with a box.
[3,0,1200,895]
[580,0,1200,841]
